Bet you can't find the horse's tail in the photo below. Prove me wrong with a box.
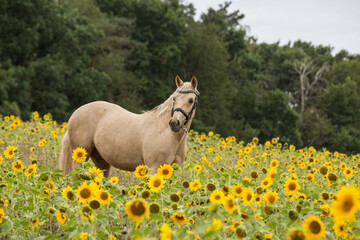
[59,131,73,175]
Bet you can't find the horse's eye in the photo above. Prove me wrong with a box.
[189,98,194,104]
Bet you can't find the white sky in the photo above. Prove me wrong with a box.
[186,0,360,54]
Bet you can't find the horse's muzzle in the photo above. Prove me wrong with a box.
[169,119,181,132]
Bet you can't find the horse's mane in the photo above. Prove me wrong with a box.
[145,83,197,118]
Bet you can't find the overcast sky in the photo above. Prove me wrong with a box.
[186,0,360,55]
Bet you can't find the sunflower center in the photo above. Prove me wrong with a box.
[67,191,75,200]
[247,193,252,201]
[215,195,221,200]
[131,202,146,216]
[162,169,169,175]
[309,221,321,234]
[15,163,21,169]
[28,168,34,173]
[153,179,161,188]
[342,198,354,212]
[288,183,296,191]
[264,181,269,185]
[268,195,275,203]
[77,152,83,158]
[80,188,91,199]
[236,188,242,194]
[9,150,14,155]
[100,192,109,200]
[339,225,345,231]
[175,214,185,220]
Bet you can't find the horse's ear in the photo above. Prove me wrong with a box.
[175,75,183,88]
[191,76,198,89]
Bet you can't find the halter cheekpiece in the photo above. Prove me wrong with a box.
[171,89,200,126]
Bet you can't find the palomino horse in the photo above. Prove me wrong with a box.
[59,76,199,177]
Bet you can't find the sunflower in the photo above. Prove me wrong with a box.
[98,189,112,205]
[149,202,160,214]
[284,178,301,195]
[303,216,325,239]
[189,179,201,191]
[72,147,87,163]
[207,218,222,232]
[110,176,119,183]
[88,166,104,179]
[76,182,97,203]
[343,167,353,179]
[287,229,306,240]
[4,145,16,159]
[267,168,277,179]
[126,199,149,223]
[171,212,187,226]
[134,165,148,178]
[210,190,225,204]
[31,218,39,227]
[0,154,3,165]
[158,164,173,179]
[62,186,76,201]
[306,173,315,182]
[12,160,24,172]
[332,220,348,238]
[80,232,88,240]
[194,164,202,172]
[264,190,279,205]
[89,199,101,210]
[331,185,360,221]
[242,188,254,206]
[56,210,66,225]
[261,178,273,188]
[270,159,278,168]
[223,195,236,213]
[25,164,37,177]
[0,208,4,224]
[160,223,172,240]
[231,184,244,198]
[148,174,164,192]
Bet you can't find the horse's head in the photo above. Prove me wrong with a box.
[169,76,199,132]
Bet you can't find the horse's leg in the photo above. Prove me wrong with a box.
[90,148,111,177]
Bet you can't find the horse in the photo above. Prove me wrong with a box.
[59,76,199,177]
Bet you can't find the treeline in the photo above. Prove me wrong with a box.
[1,0,360,154]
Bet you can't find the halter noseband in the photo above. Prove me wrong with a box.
[171,90,200,126]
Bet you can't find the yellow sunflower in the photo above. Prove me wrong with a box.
[62,186,76,201]
[261,178,273,188]
[134,165,148,178]
[110,176,119,183]
[231,184,244,198]
[287,229,306,240]
[4,145,16,159]
[76,182,97,203]
[331,185,360,221]
[0,154,3,165]
[125,199,149,223]
[306,173,315,182]
[303,216,326,239]
[158,164,173,179]
[207,218,222,232]
[12,160,24,172]
[56,210,66,225]
[171,212,187,226]
[98,189,112,205]
[0,208,4,224]
[343,167,353,179]
[270,159,278,168]
[332,220,349,238]
[80,232,88,240]
[72,147,87,163]
[88,166,104,179]
[264,190,279,205]
[148,174,164,192]
[210,190,225,204]
[25,164,37,177]
[284,178,301,195]
[267,168,277,179]
[160,223,172,240]
[242,188,255,206]
[31,218,39,227]
[189,179,201,191]
[223,195,236,213]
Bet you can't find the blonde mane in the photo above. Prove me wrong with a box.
[145,83,197,118]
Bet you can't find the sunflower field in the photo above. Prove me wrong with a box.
[0,112,359,240]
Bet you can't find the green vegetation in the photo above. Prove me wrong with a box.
[1,0,360,153]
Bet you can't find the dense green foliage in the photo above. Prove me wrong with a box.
[1,0,360,153]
